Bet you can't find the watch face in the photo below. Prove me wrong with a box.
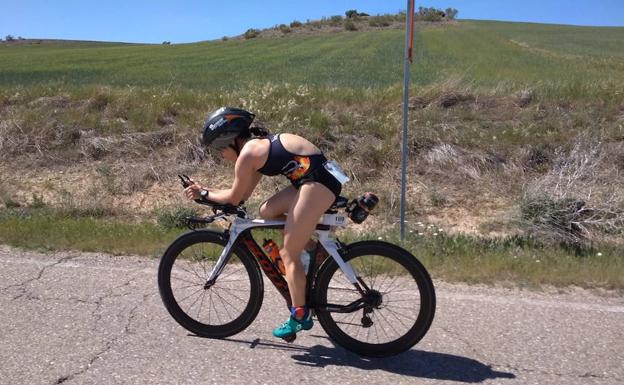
[200,189,208,197]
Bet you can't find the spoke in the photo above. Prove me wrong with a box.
[171,275,203,286]
[337,270,353,289]
[211,286,250,292]
[382,307,413,329]
[327,286,358,292]
[379,273,404,294]
[214,265,244,281]
[369,256,379,289]
[173,283,203,291]
[212,287,234,320]
[213,278,249,284]
[186,287,205,314]
[214,285,248,305]
[209,289,222,324]
[177,287,204,304]
[199,255,209,277]
[208,290,213,324]
[173,263,203,282]
[187,250,207,280]
[385,304,419,312]
[373,311,391,341]
[196,290,208,320]
[338,310,360,331]
[376,307,399,340]
[373,270,389,291]
[213,288,244,315]
[354,314,365,339]
[384,293,420,303]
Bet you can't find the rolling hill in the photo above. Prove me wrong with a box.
[0,20,623,98]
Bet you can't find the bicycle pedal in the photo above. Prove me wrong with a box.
[282,334,297,343]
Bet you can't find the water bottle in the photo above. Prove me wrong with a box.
[300,249,311,275]
[262,239,285,275]
[347,192,379,224]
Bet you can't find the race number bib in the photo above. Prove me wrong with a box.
[324,160,350,186]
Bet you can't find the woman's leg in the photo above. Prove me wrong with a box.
[258,186,297,220]
[281,182,335,307]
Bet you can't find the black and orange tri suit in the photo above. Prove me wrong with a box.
[257,134,343,198]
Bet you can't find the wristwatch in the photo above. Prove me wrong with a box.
[199,189,209,201]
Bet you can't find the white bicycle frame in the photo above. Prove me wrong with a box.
[206,212,359,284]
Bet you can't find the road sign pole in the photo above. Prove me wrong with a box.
[400,0,415,240]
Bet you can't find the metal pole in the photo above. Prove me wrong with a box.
[400,0,413,240]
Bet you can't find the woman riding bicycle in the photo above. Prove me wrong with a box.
[184,107,348,340]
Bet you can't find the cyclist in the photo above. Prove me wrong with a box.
[184,107,348,339]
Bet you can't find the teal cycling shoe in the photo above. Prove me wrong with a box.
[272,314,313,339]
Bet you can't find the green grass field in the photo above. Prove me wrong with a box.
[1,21,623,98]
[0,208,621,289]
[1,19,623,289]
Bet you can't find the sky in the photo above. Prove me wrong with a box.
[1,0,623,44]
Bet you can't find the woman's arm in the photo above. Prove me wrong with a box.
[184,142,264,205]
[206,152,262,204]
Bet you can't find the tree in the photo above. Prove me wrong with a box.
[345,9,358,19]
[162,41,171,45]
[446,8,459,20]
[5,35,15,41]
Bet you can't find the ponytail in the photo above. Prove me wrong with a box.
[249,122,270,138]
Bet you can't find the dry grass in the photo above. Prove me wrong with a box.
[521,138,624,243]
[1,83,622,247]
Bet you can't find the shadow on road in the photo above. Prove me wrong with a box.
[292,344,515,383]
[216,335,515,383]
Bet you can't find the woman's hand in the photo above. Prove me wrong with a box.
[184,183,205,201]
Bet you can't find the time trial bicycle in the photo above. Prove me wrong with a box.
[157,176,436,357]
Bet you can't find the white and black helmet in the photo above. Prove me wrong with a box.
[201,107,255,150]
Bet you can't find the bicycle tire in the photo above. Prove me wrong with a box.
[158,230,264,338]
[313,240,435,357]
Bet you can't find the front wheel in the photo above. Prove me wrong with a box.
[313,240,436,357]
[158,230,264,338]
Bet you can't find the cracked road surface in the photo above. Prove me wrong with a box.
[1,245,623,385]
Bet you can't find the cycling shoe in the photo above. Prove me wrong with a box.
[272,314,313,339]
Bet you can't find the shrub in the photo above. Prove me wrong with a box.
[30,194,46,209]
[369,15,393,27]
[344,21,358,31]
[243,28,260,39]
[157,206,199,228]
[329,15,343,26]
[429,190,449,207]
[415,7,445,22]
[309,20,323,29]
[279,24,291,34]
[520,139,624,244]
[290,20,303,28]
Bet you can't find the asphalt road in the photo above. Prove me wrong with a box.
[1,245,622,385]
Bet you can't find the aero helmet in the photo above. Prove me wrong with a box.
[202,107,255,150]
